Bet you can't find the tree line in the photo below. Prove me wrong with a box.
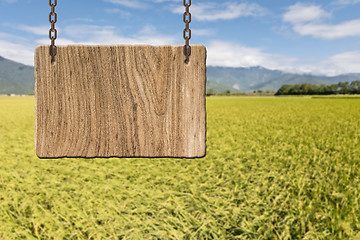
[275,81,360,95]
[206,89,275,96]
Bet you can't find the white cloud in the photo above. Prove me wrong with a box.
[172,2,267,21]
[15,25,50,36]
[36,38,77,46]
[192,28,215,36]
[151,0,179,2]
[277,51,360,76]
[206,40,296,70]
[104,8,132,18]
[332,0,360,5]
[0,40,34,66]
[0,32,35,66]
[0,22,177,66]
[104,0,147,9]
[104,0,180,9]
[4,23,57,36]
[293,19,360,39]
[206,40,360,76]
[283,3,360,39]
[62,25,117,41]
[283,3,330,24]
[321,51,360,75]
[64,18,95,24]
[58,24,176,45]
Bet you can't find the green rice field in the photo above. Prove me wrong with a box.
[0,96,360,239]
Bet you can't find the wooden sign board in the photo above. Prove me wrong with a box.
[34,45,207,158]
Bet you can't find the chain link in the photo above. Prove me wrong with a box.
[183,0,191,64]
[49,0,57,64]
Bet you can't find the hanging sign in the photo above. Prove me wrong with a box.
[34,45,207,158]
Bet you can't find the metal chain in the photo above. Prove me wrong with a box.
[183,0,191,64]
[49,0,57,64]
[47,1,190,64]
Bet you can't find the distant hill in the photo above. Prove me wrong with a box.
[207,66,360,92]
[1,55,360,94]
[0,56,35,94]
[206,80,240,93]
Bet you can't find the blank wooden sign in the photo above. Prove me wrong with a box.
[34,45,207,158]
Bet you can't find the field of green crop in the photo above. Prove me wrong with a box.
[0,96,360,239]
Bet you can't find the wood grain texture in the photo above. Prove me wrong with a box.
[34,45,207,158]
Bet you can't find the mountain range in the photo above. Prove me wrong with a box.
[1,55,360,94]
[0,56,35,95]
[207,66,360,93]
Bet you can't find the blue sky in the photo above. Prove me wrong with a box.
[1,0,360,76]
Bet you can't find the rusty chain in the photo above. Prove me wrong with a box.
[183,0,191,64]
[49,0,57,64]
